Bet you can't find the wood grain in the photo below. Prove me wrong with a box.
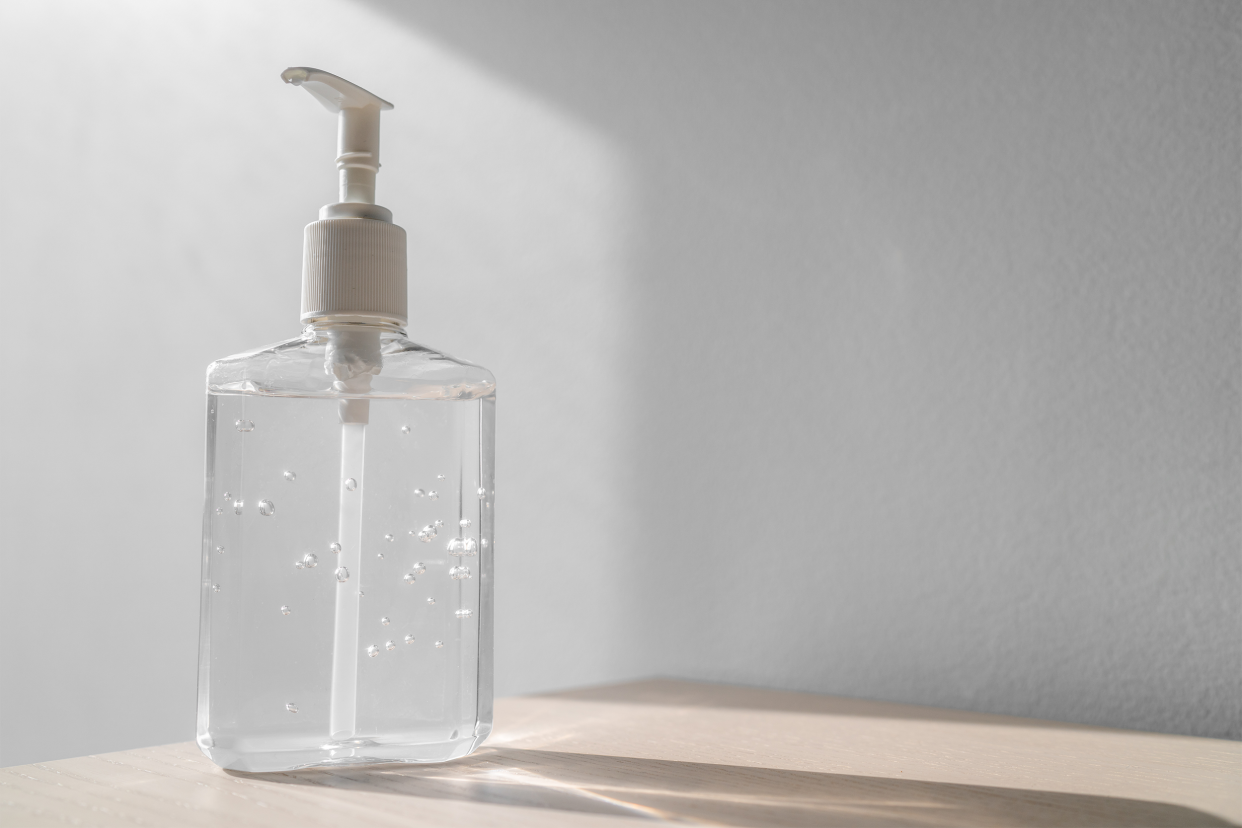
[3,680,1238,827]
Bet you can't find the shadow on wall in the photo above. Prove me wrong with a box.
[357,0,1241,738]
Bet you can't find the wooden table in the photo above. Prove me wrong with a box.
[3,680,1238,826]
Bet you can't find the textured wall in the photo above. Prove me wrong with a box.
[1,0,1237,767]
[347,0,1242,738]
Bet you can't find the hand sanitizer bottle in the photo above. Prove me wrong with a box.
[196,68,495,772]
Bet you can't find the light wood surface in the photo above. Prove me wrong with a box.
[3,680,1238,827]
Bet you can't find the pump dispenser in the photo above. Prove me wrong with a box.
[281,68,406,327]
[197,69,495,773]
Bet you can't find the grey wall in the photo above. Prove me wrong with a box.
[1,0,1237,767]
[384,0,1240,740]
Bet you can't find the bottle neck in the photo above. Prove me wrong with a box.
[305,317,406,337]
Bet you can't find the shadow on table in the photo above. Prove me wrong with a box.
[247,747,1234,827]
[535,679,1135,732]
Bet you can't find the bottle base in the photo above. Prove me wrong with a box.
[199,726,491,773]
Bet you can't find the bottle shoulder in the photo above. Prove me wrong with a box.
[207,330,495,400]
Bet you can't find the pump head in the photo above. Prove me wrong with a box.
[283,67,394,215]
[283,67,407,326]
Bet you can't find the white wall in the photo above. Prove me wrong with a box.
[0,0,641,766]
[1,0,1237,767]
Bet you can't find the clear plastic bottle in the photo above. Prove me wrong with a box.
[196,69,495,772]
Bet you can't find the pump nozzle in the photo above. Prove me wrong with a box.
[283,67,407,326]
[283,67,394,206]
